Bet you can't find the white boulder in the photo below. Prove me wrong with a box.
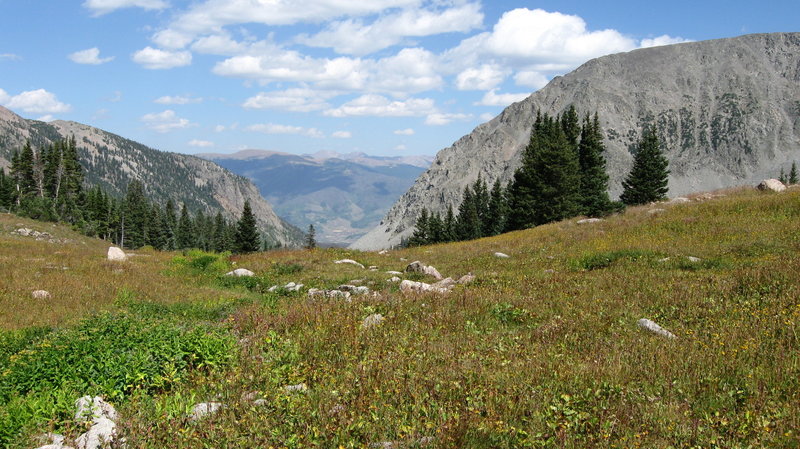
[334,259,365,269]
[32,290,51,299]
[494,252,510,258]
[106,247,127,262]
[190,402,224,421]
[757,179,786,192]
[637,318,676,339]
[405,261,443,280]
[226,268,255,277]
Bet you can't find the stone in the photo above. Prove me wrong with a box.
[686,256,702,262]
[352,286,370,295]
[190,402,224,421]
[284,383,308,393]
[637,318,676,339]
[226,268,255,277]
[757,179,786,192]
[378,250,389,255]
[387,276,402,283]
[334,259,365,269]
[75,417,115,449]
[457,273,476,284]
[405,261,443,280]
[668,197,690,204]
[73,396,117,449]
[74,396,117,423]
[648,208,666,215]
[106,246,127,262]
[361,313,385,329]
[576,218,603,224]
[400,280,450,294]
[34,433,71,449]
[32,290,51,299]
[386,271,403,275]
[253,399,269,407]
[494,252,510,258]
[432,278,455,289]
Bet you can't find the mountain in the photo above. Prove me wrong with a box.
[198,150,432,245]
[352,32,800,250]
[0,106,303,247]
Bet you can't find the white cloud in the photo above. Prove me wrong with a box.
[247,123,323,138]
[394,128,415,135]
[154,95,203,105]
[141,110,195,133]
[83,0,168,16]
[191,33,248,55]
[324,94,435,118]
[132,47,192,70]
[394,144,407,151]
[214,125,226,132]
[476,89,529,107]
[0,53,21,61]
[37,114,55,122]
[513,71,549,90]
[640,35,692,48]
[242,88,334,112]
[2,89,72,115]
[425,112,472,126]
[108,91,123,102]
[479,112,495,122]
[455,64,507,90]
[188,139,214,147]
[297,2,483,55]
[332,131,352,138]
[69,47,114,65]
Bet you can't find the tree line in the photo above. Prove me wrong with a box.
[408,107,670,246]
[0,138,268,253]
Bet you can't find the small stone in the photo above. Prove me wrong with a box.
[32,290,51,299]
[405,261,443,280]
[226,268,255,277]
[648,208,666,215]
[757,179,786,192]
[241,391,259,402]
[268,285,278,292]
[253,399,269,407]
[107,246,128,262]
[669,197,690,204]
[190,402,224,421]
[284,383,308,393]
[494,252,510,258]
[361,313,385,329]
[457,273,476,284]
[637,318,676,339]
[686,256,702,262]
[386,271,403,275]
[387,276,401,283]
[400,280,450,294]
[352,286,370,295]
[658,257,671,263]
[334,259,366,269]
[576,218,603,224]
[378,250,389,255]
[75,396,117,423]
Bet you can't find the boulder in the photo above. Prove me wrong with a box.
[576,218,603,224]
[190,402,224,421]
[34,433,71,449]
[757,179,786,192]
[106,247,127,262]
[226,268,255,277]
[75,418,115,449]
[74,396,117,423]
[686,256,702,263]
[361,313,385,329]
[334,259,365,269]
[494,252,510,258]
[637,318,676,339]
[457,274,476,284]
[32,290,51,299]
[386,271,403,275]
[405,261,443,280]
[400,280,450,294]
[387,276,402,283]
[74,396,117,449]
[284,383,308,393]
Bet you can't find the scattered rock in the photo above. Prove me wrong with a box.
[74,396,118,449]
[494,252,510,258]
[368,265,379,271]
[226,268,255,277]
[283,383,308,393]
[400,280,450,294]
[75,418,115,449]
[334,259,365,269]
[757,179,786,192]
[190,402,224,421]
[386,271,403,275]
[648,208,666,215]
[31,290,51,299]
[106,247,127,262]
[253,399,269,407]
[74,396,117,423]
[686,256,702,263]
[378,250,389,255]
[457,273,476,284]
[658,257,671,263]
[370,436,434,448]
[668,197,690,204]
[241,391,259,402]
[352,286,370,295]
[576,218,603,224]
[308,289,351,300]
[637,318,676,339]
[387,276,401,283]
[34,433,71,449]
[405,261,443,280]
[432,278,455,289]
[361,313,385,329]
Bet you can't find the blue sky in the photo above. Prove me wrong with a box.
[1,0,797,157]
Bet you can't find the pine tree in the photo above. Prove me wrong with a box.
[561,105,581,154]
[123,180,148,249]
[620,126,670,205]
[235,200,260,253]
[163,200,177,251]
[486,180,508,236]
[457,185,482,241]
[0,169,12,211]
[443,206,457,243]
[530,113,581,225]
[578,113,614,217]
[407,208,430,246]
[778,167,787,185]
[305,224,317,249]
[212,212,228,252]
[176,204,195,250]
[789,162,798,185]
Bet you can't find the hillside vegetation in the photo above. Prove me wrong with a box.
[1,186,799,448]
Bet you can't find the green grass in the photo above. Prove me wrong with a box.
[1,187,800,448]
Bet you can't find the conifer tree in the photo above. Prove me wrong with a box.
[123,180,148,249]
[620,126,670,205]
[789,162,798,185]
[578,113,614,216]
[407,208,430,246]
[457,185,482,240]
[778,167,787,185]
[305,224,317,249]
[163,200,177,250]
[0,169,12,211]
[176,204,195,250]
[561,105,581,154]
[235,200,260,253]
[487,180,508,236]
[443,206,457,243]
[212,212,228,252]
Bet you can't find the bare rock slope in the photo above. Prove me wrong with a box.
[352,32,800,250]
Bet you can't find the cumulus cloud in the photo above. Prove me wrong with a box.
[425,112,472,126]
[640,35,692,48]
[242,88,334,112]
[394,128,415,135]
[83,0,168,16]
[188,139,214,147]
[69,47,114,65]
[2,89,72,115]
[154,95,203,104]
[132,47,192,69]
[141,110,195,133]
[513,71,549,90]
[324,94,435,118]
[332,131,352,138]
[476,89,529,107]
[247,123,323,138]
[0,53,21,61]
[455,64,507,90]
[296,2,483,55]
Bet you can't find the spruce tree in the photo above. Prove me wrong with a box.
[778,167,787,185]
[305,224,317,249]
[487,180,508,236]
[578,113,614,217]
[176,204,195,250]
[788,162,798,185]
[235,200,260,253]
[620,126,670,206]
[163,200,177,250]
[213,212,228,252]
[529,113,581,225]
[457,185,482,241]
[123,180,148,249]
[443,206,457,243]
[408,208,430,246]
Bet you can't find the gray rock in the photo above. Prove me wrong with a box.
[75,417,115,449]
[576,218,604,224]
[226,268,255,277]
[494,252,510,258]
[669,197,691,204]
[405,261,443,280]
[457,273,476,284]
[284,383,308,393]
[757,178,787,192]
[386,271,403,275]
[32,290,51,299]
[686,256,702,262]
[106,246,127,262]
[361,313,385,329]
[387,276,402,283]
[648,208,666,214]
[637,318,677,339]
[334,259,365,269]
[400,280,450,294]
[34,433,71,449]
[190,402,224,421]
[74,396,117,423]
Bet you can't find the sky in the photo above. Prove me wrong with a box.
[0,1,797,157]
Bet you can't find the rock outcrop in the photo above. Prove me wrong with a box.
[352,33,800,250]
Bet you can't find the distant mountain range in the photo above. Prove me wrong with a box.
[353,32,800,250]
[0,106,304,247]
[198,150,432,245]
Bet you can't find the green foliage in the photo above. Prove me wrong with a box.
[235,200,261,253]
[578,113,615,217]
[788,161,798,185]
[572,248,658,270]
[490,302,530,325]
[272,262,304,276]
[621,125,670,205]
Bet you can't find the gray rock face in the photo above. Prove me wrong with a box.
[352,33,800,250]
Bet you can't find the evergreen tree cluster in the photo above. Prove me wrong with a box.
[408,107,671,246]
[0,139,266,253]
[778,161,798,185]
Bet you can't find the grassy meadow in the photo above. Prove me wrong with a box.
[1,186,799,448]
